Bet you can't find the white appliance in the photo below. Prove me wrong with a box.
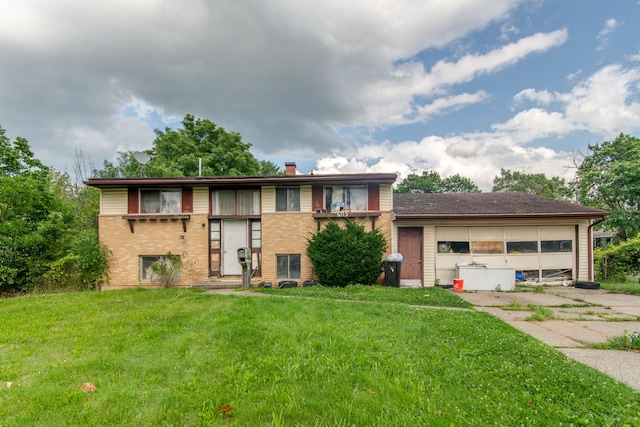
[456,264,516,291]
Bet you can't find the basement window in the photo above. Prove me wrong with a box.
[276,254,301,279]
[140,255,181,282]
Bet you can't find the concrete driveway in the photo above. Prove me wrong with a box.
[453,286,640,391]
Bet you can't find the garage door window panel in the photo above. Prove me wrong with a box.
[472,241,504,254]
[541,240,572,253]
[506,241,538,254]
[437,241,470,254]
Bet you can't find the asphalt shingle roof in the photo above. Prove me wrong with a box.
[393,192,608,218]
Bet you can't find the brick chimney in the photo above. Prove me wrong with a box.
[285,162,297,176]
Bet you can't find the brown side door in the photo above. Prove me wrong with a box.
[398,227,423,280]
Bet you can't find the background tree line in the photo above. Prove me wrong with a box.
[1,114,638,294]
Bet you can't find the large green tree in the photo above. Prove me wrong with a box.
[147,114,260,177]
[492,168,574,200]
[93,114,277,178]
[0,127,108,293]
[395,171,480,194]
[0,127,69,290]
[573,133,640,241]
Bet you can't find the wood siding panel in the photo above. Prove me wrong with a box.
[101,189,128,215]
[379,184,392,210]
[127,188,139,214]
[312,186,323,211]
[193,188,209,214]
[300,185,312,212]
[181,187,193,213]
[368,184,380,211]
[262,186,275,213]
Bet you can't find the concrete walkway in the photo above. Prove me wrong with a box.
[452,286,640,391]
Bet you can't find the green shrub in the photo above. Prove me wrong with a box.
[306,220,387,287]
[150,252,182,287]
[594,235,640,282]
[37,228,110,292]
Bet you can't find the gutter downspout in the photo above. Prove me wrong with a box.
[587,216,608,281]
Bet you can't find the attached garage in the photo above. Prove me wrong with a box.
[393,193,607,287]
[434,224,576,284]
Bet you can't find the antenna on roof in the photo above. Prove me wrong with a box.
[132,151,153,177]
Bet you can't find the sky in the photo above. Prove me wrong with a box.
[1,0,640,190]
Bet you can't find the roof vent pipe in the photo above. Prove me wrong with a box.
[198,158,202,177]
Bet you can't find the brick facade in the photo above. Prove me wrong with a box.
[99,214,210,289]
[87,171,399,289]
[260,212,394,284]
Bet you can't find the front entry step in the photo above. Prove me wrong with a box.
[191,276,264,289]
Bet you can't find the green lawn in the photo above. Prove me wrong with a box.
[1,288,639,426]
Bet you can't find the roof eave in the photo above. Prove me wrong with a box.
[85,173,398,188]
[394,212,609,220]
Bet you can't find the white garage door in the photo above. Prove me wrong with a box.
[435,226,574,283]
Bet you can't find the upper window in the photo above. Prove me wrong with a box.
[276,187,300,212]
[140,189,181,213]
[211,189,260,215]
[325,186,367,212]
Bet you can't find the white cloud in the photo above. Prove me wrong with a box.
[513,89,557,105]
[596,18,618,51]
[315,62,640,191]
[499,23,520,41]
[356,29,568,127]
[0,0,524,172]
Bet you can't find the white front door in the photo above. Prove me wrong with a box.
[222,220,247,275]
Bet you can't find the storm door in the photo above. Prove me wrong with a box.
[222,219,247,275]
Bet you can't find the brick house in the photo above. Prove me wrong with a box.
[86,163,396,289]
[86,165,607,289]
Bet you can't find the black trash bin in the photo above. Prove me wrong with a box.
[384,253,403,287]
[384,261,401,287]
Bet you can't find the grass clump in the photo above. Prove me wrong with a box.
[526,306,556,321]
[1,289,639,426]
[591,331,640,351]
